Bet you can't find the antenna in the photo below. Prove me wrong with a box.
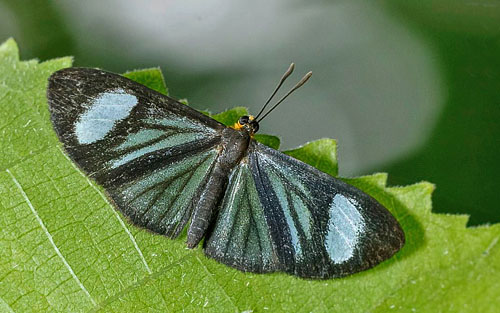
[254,63,295,120]
[256,71,312,122]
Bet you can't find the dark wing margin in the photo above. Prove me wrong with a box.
[204,141,404,279]
[47,67,224,238]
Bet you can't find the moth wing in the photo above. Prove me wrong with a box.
[204,160,277,273]
[204,141,404,279]
[48,67,224,237]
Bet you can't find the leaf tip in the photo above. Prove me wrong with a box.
[123,67,168,95]
[0,38,20,60]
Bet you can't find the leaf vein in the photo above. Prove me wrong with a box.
[6,168,97,306]
[195,256,239,312]
[57,146,153,275]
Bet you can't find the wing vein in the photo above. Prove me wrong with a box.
[253,152,288,263]
[167,152,218,237]
[195,256,239,311]
[142,122,202,133]
[103,136,220,189]
[284,186,313,252]
[136,179,175,224]
[156,154,210,227]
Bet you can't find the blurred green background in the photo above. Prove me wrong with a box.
[1,0,498,226]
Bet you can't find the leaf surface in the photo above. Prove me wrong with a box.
[1,39,499,313]
[123,67,168,95]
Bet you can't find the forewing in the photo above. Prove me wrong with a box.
[48,67,224,237]
[205,142,404,279]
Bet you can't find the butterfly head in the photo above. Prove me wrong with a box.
[232,63,311,136]
[233,115,259,134]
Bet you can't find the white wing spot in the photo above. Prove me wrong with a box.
[75,89,137,144]
[324,194,365,264]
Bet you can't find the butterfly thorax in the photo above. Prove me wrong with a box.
[218,127,251,170]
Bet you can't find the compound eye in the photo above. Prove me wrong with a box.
[250,121,259,133]
[239,115,250,125]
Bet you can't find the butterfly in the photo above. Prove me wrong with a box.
[47,64,404,279]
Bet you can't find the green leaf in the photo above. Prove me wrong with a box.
[254,134,281,150]
[123,67,168,95]
[212,106,248,125]
[1,39,499,313]
[284,138,338,177]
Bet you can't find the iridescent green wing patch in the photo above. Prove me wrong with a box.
[110,148,218,237]
[204,162,276,273]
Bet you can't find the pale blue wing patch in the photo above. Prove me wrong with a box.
[108,116,219,169]
[75,88,137,144]
[115,129,164,150]
[150,117,215,134]
[110,132,209,168]
[325,194,366,264]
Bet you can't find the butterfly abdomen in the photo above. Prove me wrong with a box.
[186,127,251,248]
